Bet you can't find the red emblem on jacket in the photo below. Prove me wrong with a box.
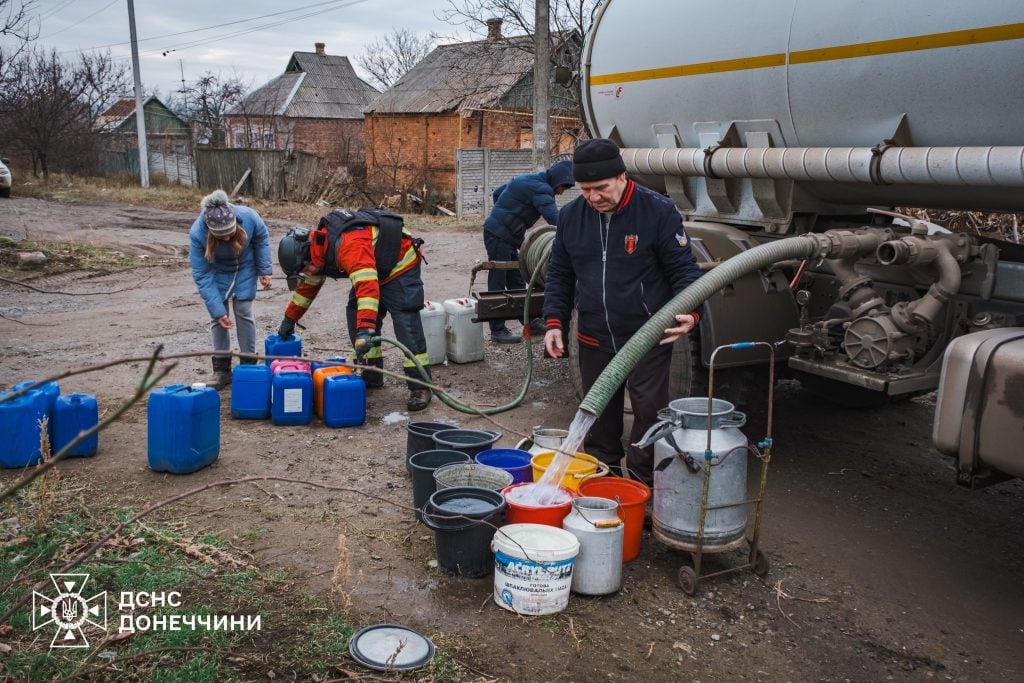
[624,234,638,255]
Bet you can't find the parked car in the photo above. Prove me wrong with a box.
[0,158,11,198]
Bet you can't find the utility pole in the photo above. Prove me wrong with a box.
[533,0,551,170]
[127,0,149,187]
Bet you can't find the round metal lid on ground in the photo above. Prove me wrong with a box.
[348,624,435,672]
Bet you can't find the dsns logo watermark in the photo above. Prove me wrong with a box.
[32,573,108,648]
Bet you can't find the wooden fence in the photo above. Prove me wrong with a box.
[194,149,326,200]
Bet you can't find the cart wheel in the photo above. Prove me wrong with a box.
[677,565,698,595]
[753,549,770,578]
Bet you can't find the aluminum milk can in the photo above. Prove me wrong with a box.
[562,496,624,595]
[515,427,569,456]
[636,397,749,546]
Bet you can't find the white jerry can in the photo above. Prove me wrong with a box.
[420,300,447,365]
[443,298,485,363]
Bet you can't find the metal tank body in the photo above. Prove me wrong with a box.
[648,399,749,546]
[582,0,1024,213]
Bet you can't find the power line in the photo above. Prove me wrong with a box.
[141,0,369,58]
[57,0,358,56]
[41,0,120,39]
[39,0,82,22]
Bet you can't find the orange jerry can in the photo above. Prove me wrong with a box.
[313,366,353,419]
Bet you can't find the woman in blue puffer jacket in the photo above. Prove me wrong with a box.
[189,190,273,389]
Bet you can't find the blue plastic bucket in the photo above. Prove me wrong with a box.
[475,448,534,484]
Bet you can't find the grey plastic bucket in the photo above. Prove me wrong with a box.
[431,429,501,458]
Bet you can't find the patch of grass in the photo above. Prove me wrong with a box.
[0,238,145,272]
[10,172,482,230]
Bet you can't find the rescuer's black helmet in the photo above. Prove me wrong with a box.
[278,227,311,291]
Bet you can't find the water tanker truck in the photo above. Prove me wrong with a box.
[503,0,1024,488]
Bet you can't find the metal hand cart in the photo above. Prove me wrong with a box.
[653,341,777,596]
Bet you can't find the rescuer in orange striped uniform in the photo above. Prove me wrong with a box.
[277,208,432,411]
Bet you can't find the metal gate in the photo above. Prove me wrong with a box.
[455,148,579,218]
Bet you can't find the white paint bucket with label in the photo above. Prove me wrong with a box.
[491,523,580,615]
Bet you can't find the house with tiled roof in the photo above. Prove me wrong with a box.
[224,43,380,167]
[363,19,582,196]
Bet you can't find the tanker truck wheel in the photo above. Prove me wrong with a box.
[568,312,700,402]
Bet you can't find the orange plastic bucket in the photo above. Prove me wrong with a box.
[578,477,651,563]
[313,366,353,418]
[530,451,608,491]
[501,482,577,527]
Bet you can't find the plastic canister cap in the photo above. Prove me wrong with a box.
[190,382,207,390]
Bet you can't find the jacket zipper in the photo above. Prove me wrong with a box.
[640,282,652,317]
[599,212,617,352]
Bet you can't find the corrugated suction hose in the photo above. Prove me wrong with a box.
[578,235,821,418]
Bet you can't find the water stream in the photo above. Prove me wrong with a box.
[517,410,597,506]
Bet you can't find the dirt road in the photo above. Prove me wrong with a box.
[1,197,1022,681]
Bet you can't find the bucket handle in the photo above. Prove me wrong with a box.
[575,459,611,480]
[572,497,623,529]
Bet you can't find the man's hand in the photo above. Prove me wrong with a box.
[544,328,564,358]
[659,313,697,346]
[354,329,375,361]
[278,317,296,340]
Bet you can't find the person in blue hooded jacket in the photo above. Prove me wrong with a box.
[483,159,575,343]
[189,190,273,389]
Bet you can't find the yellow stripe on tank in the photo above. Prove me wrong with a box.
[589,22,1024,86]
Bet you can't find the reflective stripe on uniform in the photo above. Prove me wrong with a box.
[289,292,313,309]
[364,347,383,360]
[387,244,418,279]
[402,352,430,369]
[301,273,325,286]
[356,297,379,313]
[349,267,376,284]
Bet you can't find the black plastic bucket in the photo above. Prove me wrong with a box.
[423,486,506,578]
[431,429,501,459]
[406,422,458,473]
[409,450,472,521]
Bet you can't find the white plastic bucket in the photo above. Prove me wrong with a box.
[491,523,580,615]
[420,300,446,365]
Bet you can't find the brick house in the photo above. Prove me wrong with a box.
[224,43,379,168]
[363,20,583,198]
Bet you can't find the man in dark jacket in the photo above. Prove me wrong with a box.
[542,139,703,486]
[483,160,575,343]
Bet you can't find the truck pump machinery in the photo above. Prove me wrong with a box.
[570,0,1024,488]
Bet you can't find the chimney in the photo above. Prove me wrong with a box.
[486,18,502,43]
[315,42,325,55]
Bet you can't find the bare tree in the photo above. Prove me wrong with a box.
[169,72,248,147]
[1,0,36,40]
[0,48,129,178]
[0,0,38,85]
[358,28,438,90]
[437,0,598,48]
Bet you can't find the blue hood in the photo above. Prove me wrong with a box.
[546,160,575,190]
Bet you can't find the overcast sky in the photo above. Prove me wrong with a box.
[12,0,475,100]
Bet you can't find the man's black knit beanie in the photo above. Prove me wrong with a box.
[572,138,627,182]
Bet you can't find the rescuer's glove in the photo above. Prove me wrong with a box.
[354,329,375,362]
[278,317,296,340]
